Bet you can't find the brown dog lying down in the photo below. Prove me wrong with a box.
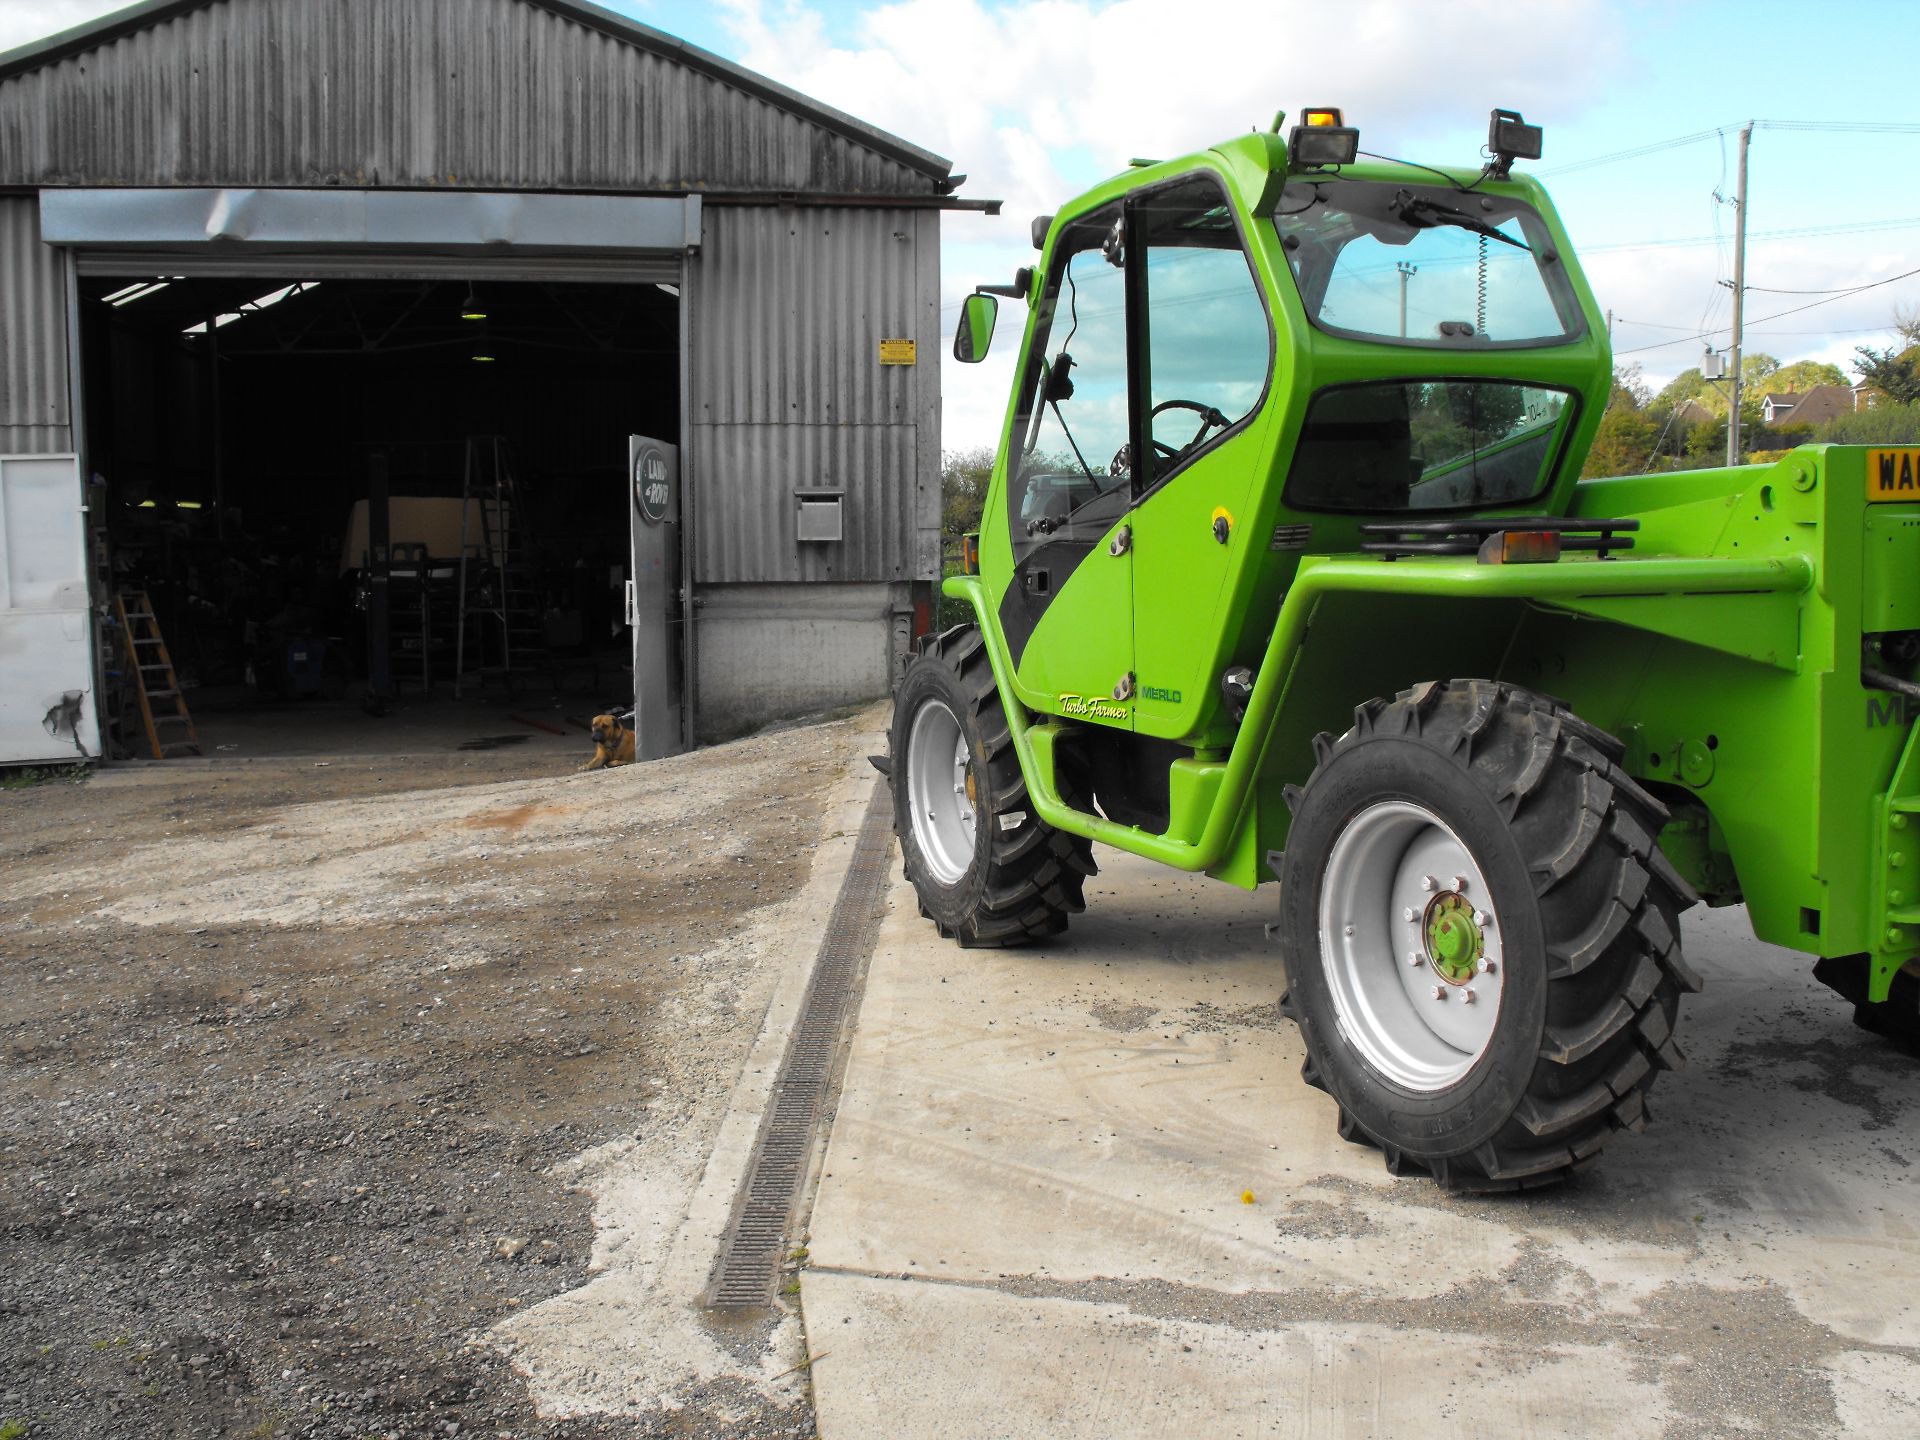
[579,713,636,771]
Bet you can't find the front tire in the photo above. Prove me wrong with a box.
[891,626,1096,946]
[1278,680,1701,1190]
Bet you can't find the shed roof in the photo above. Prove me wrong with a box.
[0,0,955,197]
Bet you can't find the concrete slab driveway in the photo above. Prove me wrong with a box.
[804,847,1920,1439]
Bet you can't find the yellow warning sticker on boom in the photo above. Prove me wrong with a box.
[1867,448,1920,501]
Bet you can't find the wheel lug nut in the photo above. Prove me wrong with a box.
[1408,951,1424,967]
[1452,875,1469,892]
[1473,910,1491,927]
[1478,957,1494,975]
[1462,988,1476,1004]
[1343,924,1355,937]
[1431,986,1447,1001]
[1419,875,1436,892]
[1403,907,1419,923]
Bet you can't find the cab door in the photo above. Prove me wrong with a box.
[999,204,1135,717]
[1124,174,1275,739]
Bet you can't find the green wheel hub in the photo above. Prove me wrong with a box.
[1425,893,1484,984]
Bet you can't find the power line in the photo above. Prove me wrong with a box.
[1583,215,1920,254]
[1545,118,1920,178]
[1758,120,1920,134]
[1615,264,1920,355]
[1542,125,1737,177]
[1743,279,1901,295]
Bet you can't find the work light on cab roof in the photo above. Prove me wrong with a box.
[1287,106,1359,169]
[1282,105,1544,176]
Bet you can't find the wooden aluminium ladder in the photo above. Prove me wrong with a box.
[115,590,202,758]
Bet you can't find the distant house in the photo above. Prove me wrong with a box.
[1763,384,1871,428]
[1673,397,1718,427]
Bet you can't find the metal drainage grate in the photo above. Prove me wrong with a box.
[706,780,893,1308]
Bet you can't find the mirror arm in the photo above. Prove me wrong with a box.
[976,266,1034,301]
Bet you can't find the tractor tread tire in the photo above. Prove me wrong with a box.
[892,625,1095,948]
[1280,679,1698,1192]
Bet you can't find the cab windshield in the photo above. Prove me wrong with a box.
[1269,178,1583,348]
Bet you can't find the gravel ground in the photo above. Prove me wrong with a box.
[0,718,865,1439]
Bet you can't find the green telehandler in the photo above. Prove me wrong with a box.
[890,105,1920,1190]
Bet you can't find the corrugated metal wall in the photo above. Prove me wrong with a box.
[688,205,941,584]
[0,196,70,454]
[0,0,941,196]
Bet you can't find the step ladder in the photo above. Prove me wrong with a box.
[454,435,552,696]
[115,590,202,758]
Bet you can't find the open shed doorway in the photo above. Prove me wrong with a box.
[76,269,680,762]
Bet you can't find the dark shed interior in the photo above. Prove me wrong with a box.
[78,270,678,756]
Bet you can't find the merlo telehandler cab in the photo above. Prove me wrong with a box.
[891,106,1920,1190]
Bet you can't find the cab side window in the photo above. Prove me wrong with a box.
[1138,179,1270,480]
[1010,212,1131,559]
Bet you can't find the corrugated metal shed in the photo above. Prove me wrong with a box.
[0,197,70,454]
[0,0,968,744]
[0,0,952,197]
[689,204,941,584]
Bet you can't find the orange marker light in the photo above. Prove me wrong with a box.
[1301,107,1344,128]
[1476,530,1562,566]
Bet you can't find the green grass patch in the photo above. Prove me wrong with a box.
[0,763,89,791]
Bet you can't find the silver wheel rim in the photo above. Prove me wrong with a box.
[1317,800,1506,1092]
[906,698,976,886]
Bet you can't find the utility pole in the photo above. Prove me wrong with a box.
[1606,308,1614,343]
[1396,262,1417,338]
[1726,123,1752,466]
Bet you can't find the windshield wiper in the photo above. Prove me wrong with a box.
[1391,190,1530,252]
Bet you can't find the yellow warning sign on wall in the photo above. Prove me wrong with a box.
[878,338,917,366]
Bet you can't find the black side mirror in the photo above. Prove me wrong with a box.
[953,292,998,364]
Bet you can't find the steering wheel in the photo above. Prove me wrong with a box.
[1149,398,1231,462]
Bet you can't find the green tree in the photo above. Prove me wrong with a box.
[1652,353,1778,426]
[1582,368,1657,478]
[1651,366,1708,415]
[1854,343,1920,405]
[1762,359,1847,395]
[1821,400,1920,444]
[941,447,994,536]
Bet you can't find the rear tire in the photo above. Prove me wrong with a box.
[891,626,1096,946]
[1278,680,1701,1191]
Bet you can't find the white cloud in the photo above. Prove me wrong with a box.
[0,0,125,53]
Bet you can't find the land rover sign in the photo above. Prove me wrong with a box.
[633,444,671,525]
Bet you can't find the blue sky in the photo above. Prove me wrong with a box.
[4,0,1915,451]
